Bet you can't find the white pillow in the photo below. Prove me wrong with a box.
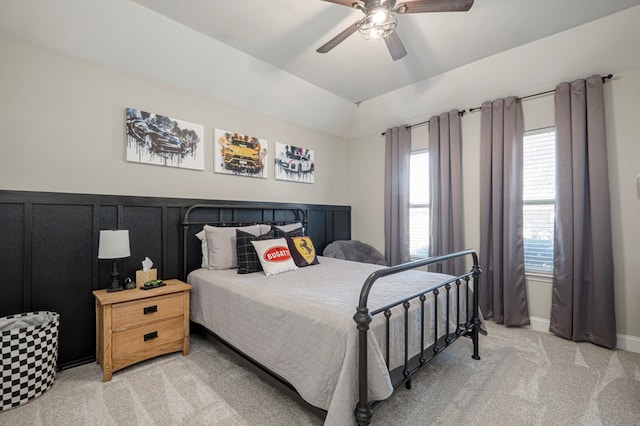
[204,224,261,270]
[274,222,303,233]
[259,224,273,235]
[250,238,298,276]
[195,230,208,268]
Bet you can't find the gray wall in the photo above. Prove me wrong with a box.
[0,35,349,205]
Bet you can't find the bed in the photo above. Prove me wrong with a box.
[182,204,482,425]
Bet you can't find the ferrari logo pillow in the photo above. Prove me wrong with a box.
[287,236,319,267]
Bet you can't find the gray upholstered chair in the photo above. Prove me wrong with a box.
[322,240,388,266]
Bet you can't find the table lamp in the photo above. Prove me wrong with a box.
[98,230,131,292]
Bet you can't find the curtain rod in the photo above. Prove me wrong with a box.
[381,109,466,137]
[381,74,613,136]
[467,73,613,113]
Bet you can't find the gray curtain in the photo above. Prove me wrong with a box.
[384,126,411,266]
[429,110,465,275]
[551,75,616,348]
[479,97,530,326]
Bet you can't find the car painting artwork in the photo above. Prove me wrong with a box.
[274,143,314,184]
[214,129,268,179]
[125,107,204,170]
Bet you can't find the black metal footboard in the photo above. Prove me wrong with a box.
[354,249,482,425]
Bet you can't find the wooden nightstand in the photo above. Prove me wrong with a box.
[93,279,191,382]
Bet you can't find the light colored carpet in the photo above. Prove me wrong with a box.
[1,321,639,425]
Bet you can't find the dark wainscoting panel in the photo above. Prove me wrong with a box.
[0,190,351,369]
[0,203,24,317]
[123,206,164,280]
[31,204,95,365]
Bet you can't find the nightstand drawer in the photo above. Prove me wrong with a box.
[112,316,184,361]
[112,293,184,331]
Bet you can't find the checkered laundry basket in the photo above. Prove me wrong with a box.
[0,311,59,412]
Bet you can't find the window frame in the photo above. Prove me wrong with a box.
[409,149,430,260]
[522,127,556,276]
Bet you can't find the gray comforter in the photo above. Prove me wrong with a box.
[188,256,467,425]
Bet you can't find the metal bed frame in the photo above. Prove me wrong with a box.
[353,250,481,425]
[182,204,482,426]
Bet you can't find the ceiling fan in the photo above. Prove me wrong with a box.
[317,0,474,61]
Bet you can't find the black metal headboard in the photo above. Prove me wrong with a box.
[181,203,308,280]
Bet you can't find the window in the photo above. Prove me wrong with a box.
[409,150,429,258]
[523,128,556,274]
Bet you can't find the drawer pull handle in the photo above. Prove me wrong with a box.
[143,305,158,315]
[144,331,158,342]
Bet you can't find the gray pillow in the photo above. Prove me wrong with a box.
[204,224,261,270]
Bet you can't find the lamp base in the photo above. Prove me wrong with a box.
[106,259,124,292]
[106,282,124,293]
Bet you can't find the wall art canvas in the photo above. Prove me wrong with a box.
[214,129,268,178]
[126,107,204,170]
[274,143,315,184]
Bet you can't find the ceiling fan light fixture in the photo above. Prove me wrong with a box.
[357,7,397,40]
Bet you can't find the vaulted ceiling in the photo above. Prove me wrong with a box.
[133,0,640,103]
[2,0,640,138]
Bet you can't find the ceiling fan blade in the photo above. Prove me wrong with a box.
[316,22,359,53]
[394,0,474,14]
[319,0,364,8]
[384,31,407,61]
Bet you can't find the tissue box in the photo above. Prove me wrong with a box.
[136,269,157,284]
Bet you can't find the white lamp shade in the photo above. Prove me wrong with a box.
[98,230,131,259]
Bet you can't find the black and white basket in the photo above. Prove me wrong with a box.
[0,311,59,412]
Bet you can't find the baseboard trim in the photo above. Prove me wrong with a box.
[527,316,640,354]
[616,333,640,353]
[528,316,550,333]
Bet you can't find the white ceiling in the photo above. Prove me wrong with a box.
[2,0,640,139]
[131,0,640,103]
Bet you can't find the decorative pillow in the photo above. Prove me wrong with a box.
[195,229,208,268]
[272,222,304,238]
[204,224,261,270]
[236,229,275,274]
[250,238,298,276]
[286,236,319,268]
